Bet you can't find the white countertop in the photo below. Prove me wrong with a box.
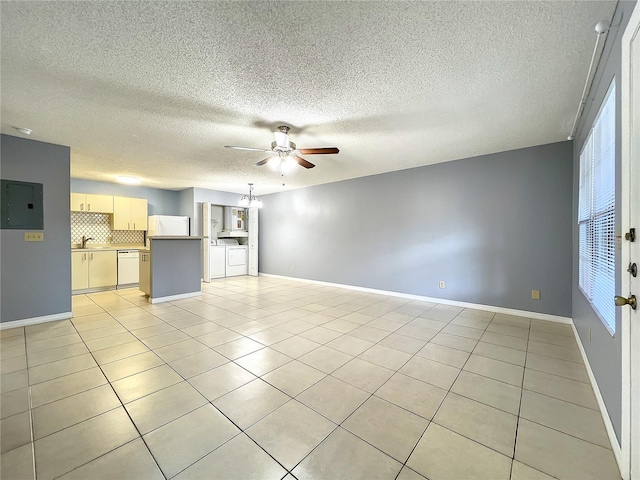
[71,243,145,251]
[148,236,203,240]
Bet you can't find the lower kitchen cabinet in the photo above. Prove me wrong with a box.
[71,251,89,290]
[72,250,117,290]
[138,250,151,296]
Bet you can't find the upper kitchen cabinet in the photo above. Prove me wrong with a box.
[112,196,148,231]
[70,193,113,213]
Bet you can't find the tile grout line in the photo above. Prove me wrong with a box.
[509,316,531,479]
[230,304,561,476]
[64,312,169,480]
[389,310,497,478]
[22,327,38,480]
[243,305,461,476]
[95,293,299,479]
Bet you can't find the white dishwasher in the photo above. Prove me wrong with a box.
[117,250,140,287]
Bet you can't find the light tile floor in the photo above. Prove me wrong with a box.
[0,276,621,480]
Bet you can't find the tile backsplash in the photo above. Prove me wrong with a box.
[71,212,144,244]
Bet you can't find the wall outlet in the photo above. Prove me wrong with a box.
[439,281,445,289]
[291,265,295,271]
[24,232,43,242]
[531,290,540,300]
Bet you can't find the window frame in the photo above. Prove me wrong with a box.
[578,79,617,336]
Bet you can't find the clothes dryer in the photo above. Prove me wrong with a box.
[216,239,248,277]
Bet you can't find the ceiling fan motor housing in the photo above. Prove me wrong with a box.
[271,140,296,154]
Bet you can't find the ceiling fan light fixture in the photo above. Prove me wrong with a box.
[239,183,262,209]
[281,156,296,173]
[268,156,280,170]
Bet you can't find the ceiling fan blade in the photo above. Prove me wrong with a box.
[293,155,315,169]
[254,156,276,166]
[298,147,339,155]
[224,145,272,153]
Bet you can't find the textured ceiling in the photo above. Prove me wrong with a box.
[1,1,616,195]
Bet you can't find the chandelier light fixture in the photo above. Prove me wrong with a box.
[239,183,263,208]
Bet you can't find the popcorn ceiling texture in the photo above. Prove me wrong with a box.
[71,213,144,245]
[0,1,616,194]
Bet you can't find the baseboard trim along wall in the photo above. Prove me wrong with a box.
[149,291,202,304]
[570,322,623,475]
[259,273,572,324]
[0,311,73,330]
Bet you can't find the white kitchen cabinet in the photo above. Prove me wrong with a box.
[112,196,148,231]
[71,193,85,212]
[71,251,89,290]
[72,250,117,291]
[70,193,113,213]
[131,198,148,230]
[89,251,117,287]
[139,250,151,296]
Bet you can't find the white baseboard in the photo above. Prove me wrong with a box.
[0,311,73,330]
[259,273,572,324]
[570,322,623,473]
[149,291,201,304]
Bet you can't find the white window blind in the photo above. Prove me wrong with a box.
[578,81,616,335]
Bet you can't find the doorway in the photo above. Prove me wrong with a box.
[620,5,640,479]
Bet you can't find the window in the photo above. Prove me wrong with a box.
[578,81,616,335]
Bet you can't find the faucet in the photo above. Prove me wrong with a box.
[81,236,94,249]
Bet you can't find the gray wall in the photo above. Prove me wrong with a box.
[260,141,573,317]
[70,178,180,216]
[177,188,195,225]
[1,135,71,322]
[150,238,202,298]
[572,0,636,443]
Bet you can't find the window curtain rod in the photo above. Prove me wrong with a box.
[568,21,612,141]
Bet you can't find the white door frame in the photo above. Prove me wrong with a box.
[620,5,640,479]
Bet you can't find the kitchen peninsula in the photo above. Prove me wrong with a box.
[139,236,202,303]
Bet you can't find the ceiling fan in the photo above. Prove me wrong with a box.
[224,126,339,169]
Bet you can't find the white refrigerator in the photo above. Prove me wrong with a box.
[147,215,190,236]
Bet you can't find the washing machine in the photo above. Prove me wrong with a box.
[216,239,248,277]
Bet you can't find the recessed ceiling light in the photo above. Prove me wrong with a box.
[116,176,141,185]
[14,127,32,135]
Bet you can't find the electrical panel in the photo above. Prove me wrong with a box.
[1,179,44,230]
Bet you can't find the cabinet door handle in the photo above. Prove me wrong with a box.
[83,253,86,260]
[87,203,91,211]
[80,203,84,211]
[90,253,93,260]
[133,223,136,229]
[128,222,130,230]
